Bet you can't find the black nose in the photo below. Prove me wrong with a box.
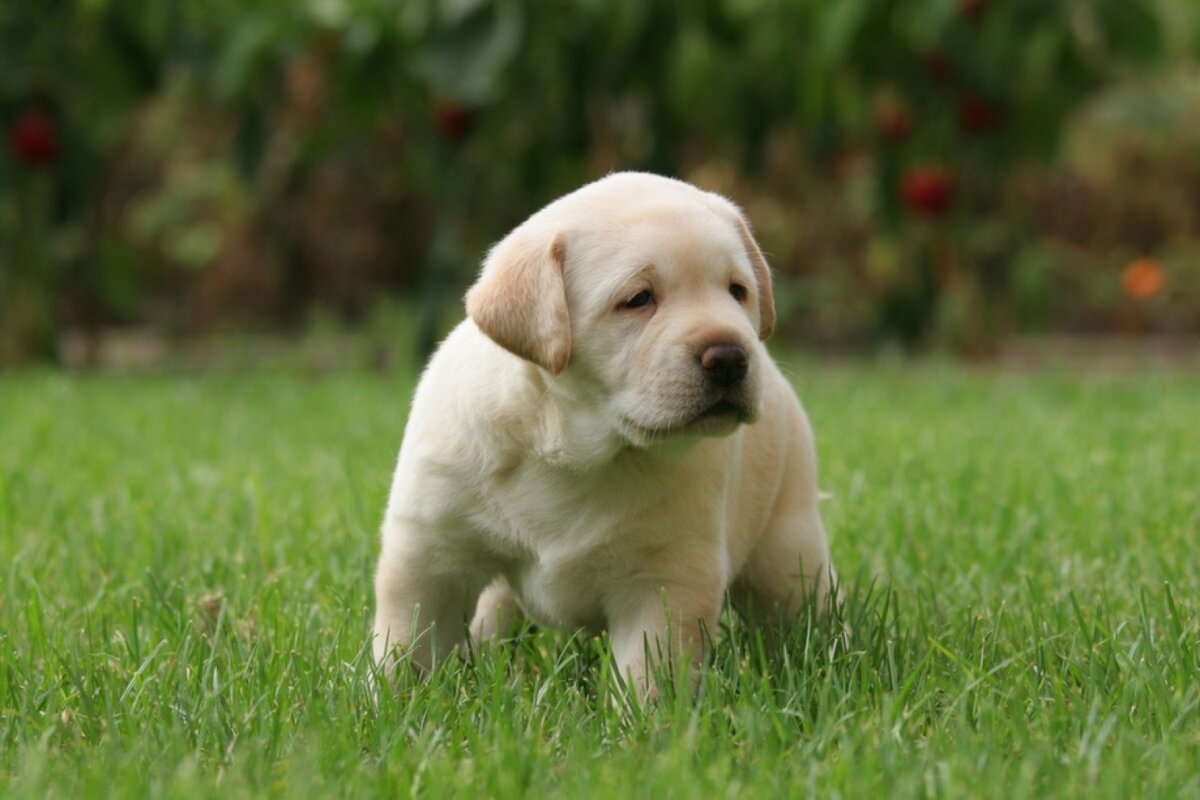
[699,343,748,387]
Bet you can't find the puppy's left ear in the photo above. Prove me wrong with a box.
[730,211,776,341]
[465,230,572,375]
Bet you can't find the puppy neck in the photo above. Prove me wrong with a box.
[524,365,628,471]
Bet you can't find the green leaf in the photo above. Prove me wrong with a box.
[817,0,869,66]
[1092,0,1162,64]
[214,14,275,101]
[410,1,524,104]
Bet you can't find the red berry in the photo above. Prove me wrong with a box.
[958,95,1002,134]
[901,167,955,219]
[8,107,59,167]
[433,100,474,142]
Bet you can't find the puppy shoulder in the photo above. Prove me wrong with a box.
[410,320,548,454]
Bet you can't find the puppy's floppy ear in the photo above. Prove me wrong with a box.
[701,193,776,340]
[465,230,571,374]
[729,210,776,341]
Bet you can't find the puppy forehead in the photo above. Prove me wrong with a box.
[573,203,746,289]
[634,205,743,268]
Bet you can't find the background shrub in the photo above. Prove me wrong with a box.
[2,0,1197,363]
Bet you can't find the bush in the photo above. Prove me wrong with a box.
[0,0,1180,362]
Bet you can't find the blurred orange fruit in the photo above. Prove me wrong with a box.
[1121,257,1165,300]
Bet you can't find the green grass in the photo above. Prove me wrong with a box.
[2,361,1198,798]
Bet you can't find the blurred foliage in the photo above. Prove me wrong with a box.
[0,0,1195,364]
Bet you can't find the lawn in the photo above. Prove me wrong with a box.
[1,360,1197,797]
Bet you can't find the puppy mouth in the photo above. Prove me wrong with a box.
[696,398,749,421]
[619,395,754,443]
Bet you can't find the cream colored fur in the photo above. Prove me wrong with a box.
[373,172,834,697]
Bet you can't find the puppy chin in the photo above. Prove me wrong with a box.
[692,400,755,430]
[681,412,744,438]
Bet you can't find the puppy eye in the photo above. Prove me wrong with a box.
[729,283,748,302]
[620,290,655,310]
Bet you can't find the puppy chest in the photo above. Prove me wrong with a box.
[508,552,613,630]
[471,493,632,629]
[472,456,732,628]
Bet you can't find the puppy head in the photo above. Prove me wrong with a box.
[466,172,776,446]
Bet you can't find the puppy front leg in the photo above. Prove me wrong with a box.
[470,576,524,642]
[736,506,835,625]
[607,581,722,701]
[372,523,482,674]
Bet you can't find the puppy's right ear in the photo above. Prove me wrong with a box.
[465,231,571,375]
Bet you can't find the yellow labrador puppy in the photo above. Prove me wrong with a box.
[373,172,834,696]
